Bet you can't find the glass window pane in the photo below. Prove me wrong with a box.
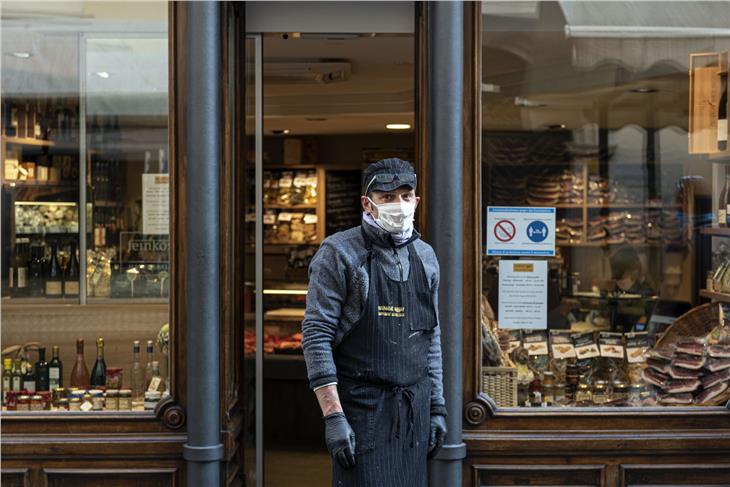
[1,1,169,414]
[480,1,730,409]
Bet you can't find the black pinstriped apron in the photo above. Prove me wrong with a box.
[332,227,436,487]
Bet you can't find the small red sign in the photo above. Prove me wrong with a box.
[494,220,516,242]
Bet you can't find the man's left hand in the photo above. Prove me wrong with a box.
[428,414,447,458]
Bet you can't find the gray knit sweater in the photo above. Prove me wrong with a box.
[301,221,447,416]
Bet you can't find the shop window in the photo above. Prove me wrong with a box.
[479,1,730,409]
[1,2,170,413]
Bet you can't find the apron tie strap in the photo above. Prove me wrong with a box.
[391,385,416,448]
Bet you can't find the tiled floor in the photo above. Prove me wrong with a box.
[266,448,332,487]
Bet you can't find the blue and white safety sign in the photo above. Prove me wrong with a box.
[486,207,555,256]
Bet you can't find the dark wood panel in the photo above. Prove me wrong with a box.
[44,468,177,487]
[621,464,730,486]
[0,469,29,487]
[474,464,605,487]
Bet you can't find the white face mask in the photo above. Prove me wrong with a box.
[367,197,416,234]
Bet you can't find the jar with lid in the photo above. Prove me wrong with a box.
[30,395,44,411]
[542,372,556,406]
[105,389,119,410]
[106,368,123,390]
[69,397,82,411]
[17,395,31,411]
[612,381,629,403]
[628,384,643,406]
[89,389,104,410]
[554,383,567,404]
[592,381,608,405]
[118,389,132,410]
[528,375,543,407]
[574,375,592,406]
[52,387,66,408]
[80,393,93,412]
[57,398,70,411]
[144,390,161,410]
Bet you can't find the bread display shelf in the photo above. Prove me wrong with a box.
[699,290,730,304]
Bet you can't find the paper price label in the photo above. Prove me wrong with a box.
[303,214,318,224]
[148,376,162,392]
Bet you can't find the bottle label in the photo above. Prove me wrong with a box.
[719,209,727,225]
[719,119,728,143]
[12,377,22,390]
[64,281,79,296]
[17,268,27,288]
[24,380,36,393]
[148,376,162,392]
[46,281,62,296]
[49,368,60,380]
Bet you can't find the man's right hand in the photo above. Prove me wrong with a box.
[323,412,356,469]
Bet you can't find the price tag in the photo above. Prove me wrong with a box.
[278,212,293,222]
[263,213,276,225]
[303,214,318,224]
[279,177,293,189]
[148,376,162,392]
[80,401,93,412]
[293,176,307,187]
[306,176,318,186]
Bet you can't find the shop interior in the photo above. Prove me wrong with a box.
[478,1,730,410]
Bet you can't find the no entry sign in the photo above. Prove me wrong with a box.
[486,207,556,256]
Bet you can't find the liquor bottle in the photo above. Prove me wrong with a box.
[2,358,12,404]
[28,243,45,297]
[33,101,43,139]
[69,338,90,389]
[145,340,154,387]
[45,241,63,298]
[8,241,19,296]
[719,72,728,152]
[149,360,162,392]
[11,358,23,391]
[11,238,30,298]
[22,363,36,393]
[720,165,730,227]
[90,338,107,388]
[35,347,50,391]
[49,345,63,389]
[131,341,145,401]
[64,242,80,298]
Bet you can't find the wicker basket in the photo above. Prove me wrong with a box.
[482,366,518,408]
[654,303,720,349]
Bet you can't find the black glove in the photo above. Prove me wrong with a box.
[324,412,356,469]
[428,414,447,458]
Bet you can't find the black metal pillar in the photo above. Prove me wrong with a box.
[184,1,224,485]
[427,2,466,486]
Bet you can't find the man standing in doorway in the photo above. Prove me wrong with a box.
[302,158,447,486]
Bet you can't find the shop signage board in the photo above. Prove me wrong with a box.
[486,206,555,256]
[498,260,548,329]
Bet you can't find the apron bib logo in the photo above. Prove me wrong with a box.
[377,305,405,318]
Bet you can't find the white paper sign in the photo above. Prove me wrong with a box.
[498,260,547,329]
[142,174,169,235]
[486,207,556,256]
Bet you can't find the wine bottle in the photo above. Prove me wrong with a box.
[2,358,12,405]
[49,345,63,389]
[131,341,145,401]
[8,241,19,296]
[69,338,90,389]
[721,166,730,228]
[28,243,45,297]
[145,340,154,387]
[15,238,29,297]
[45,242,63,298]
[11,358,23,391]
[149,360,163,392]
[35,347,50,392]
[22,363,36,393]
[90,338,106,387]
[64,242,80,298]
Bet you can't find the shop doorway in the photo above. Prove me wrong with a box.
[241,3,419,486]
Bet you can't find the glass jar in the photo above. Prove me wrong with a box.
[144,390,161,410]
[542,372,556,406]
[57,398,69,411]
[612,381,629,403]
[105,389,119,410]
[52,387,66,408]
[575,383,592,406]
[81,393,93,412]
[528,376,543,407]
[89,389,104,410]
[106,368,123,389]
[593,381,608,405]
[628,384,643,406]
[17,395,31,411]
[69,397,82,411]
[554,383,567,404]
[30,395,44,411]
[118,389,132,410]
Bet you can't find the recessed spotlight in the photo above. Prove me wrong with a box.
[9,52,32,59]
[95,71,110,79]
[630,87,658,94]
[386,123,411,130]
[545,124,566,130]
[271,129,290,135]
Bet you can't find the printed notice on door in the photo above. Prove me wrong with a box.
[142,174,169,235]
[498,260,547,329]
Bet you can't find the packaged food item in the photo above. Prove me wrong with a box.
[118,389,132,410]
[625,332,648,385]
[599,332,625,383]
[105,389,119,410]
[573,332,600,380]
[524,330,549,373]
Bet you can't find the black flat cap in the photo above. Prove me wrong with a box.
[363,158,417,194]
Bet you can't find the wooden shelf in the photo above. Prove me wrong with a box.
[701,227,730,237]
[2,180,77,189]
[699,289,730,303]
[3,136,55,147]
[263,204,317,210]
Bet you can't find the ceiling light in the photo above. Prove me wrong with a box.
[629,87,658,94]
[95,71,110,79]
[9,52,32,59]
[270,129,290,135]
[386,123,411,130]
[545,124,566,130]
